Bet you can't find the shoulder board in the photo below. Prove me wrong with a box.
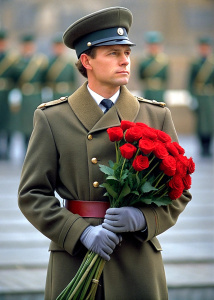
[37,96,68,109]
[136,96,166,107]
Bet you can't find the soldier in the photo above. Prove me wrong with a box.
[18,7,192,300]
[44,33,77,100]
[188,37,214,157]
[0,29,19,159]
[15,34,48,150]
[138,31,169,102]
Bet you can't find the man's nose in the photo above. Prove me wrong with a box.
[120,54,129,65]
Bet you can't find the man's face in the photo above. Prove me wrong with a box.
[198,44,211,58]
[147,43,162,56]
[86,44,131,90]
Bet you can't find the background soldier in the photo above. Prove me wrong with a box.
[44,33,77,100]
[0,29,19,159]
[15,34,48,150]
[188,37,214,157]
[138,31,169,102]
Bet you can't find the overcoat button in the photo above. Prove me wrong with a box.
[88,134,93,140]
[91,158,98,164]
[93,181,99,188]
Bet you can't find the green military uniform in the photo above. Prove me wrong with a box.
[18,7,191,300]
[15,34,48,148]
[0,30,19,159]
[138,31,168,102]
[45,35,77,100]
[19,83,192,300]
[188,37,214,156]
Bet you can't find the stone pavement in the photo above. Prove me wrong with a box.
[0,133,213,300]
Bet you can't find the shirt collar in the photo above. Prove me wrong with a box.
[87,85,120,106]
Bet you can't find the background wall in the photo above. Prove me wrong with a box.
[1,0,214,134]
[1,0,214,90]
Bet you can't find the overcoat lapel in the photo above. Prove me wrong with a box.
[68,81,140,132]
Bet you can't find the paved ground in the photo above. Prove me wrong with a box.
[0,133,213,299]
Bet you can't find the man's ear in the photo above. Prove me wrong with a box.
[80,54,92,70]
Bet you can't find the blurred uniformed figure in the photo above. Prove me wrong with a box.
[188,37,214,157]
[138,31,169,102]
[0,29,19,159]
[44,33,77,100]
[15,34,48,149]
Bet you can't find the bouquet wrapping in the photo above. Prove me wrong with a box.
[56,120,195,300]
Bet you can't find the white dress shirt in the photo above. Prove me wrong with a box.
[87,85,120,112]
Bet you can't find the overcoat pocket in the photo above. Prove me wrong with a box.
[148,237,162,251]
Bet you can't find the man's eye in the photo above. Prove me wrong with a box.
[110,52,116,55]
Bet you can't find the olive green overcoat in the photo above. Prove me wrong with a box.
[18,82,192,300]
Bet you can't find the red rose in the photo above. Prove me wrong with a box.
[166,142,179,157]
[182,174,192,190]
[136,122,149,128]
[120,143,137,159]
[153,141,169,159]
[172,142,185,155]
[121,120,136,131]
[168,188,183,200]
[125,126,144,143]
[156,130,171,143]
[107,127,123,142]
[139,138,155,155]
[132,155,149,171]
[168,174,184,200]
[159,155,176,176]
[187,157,195,174]
[141,127,158,140]
[175,155,189,177]
[168,174,184,191]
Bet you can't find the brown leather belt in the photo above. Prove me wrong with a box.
[65,200,110,218]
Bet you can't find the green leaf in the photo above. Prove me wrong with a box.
[108,160,114,168]
[141,181,157,193]
[99,164,114,176]
[101,183,118,199]
[106,175,119,181]
[153,197,172,207]
[118,182,131,202]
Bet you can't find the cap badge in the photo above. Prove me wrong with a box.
[117,28,124,36]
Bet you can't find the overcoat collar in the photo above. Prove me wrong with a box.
[68,81,140,133]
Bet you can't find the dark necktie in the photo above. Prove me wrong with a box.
[100,98,114,113]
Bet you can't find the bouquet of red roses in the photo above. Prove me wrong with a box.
[99,120,195,208]
[56,120,195,300]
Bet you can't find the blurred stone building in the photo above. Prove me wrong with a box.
[1,0,214,134]
[1,0,214,90]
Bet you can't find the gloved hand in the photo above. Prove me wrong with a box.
[80,224,122,261]
[102,207,146,233]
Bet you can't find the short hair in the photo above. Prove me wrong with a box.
[75,47,97,78]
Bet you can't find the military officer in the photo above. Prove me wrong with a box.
[188,37,214,157]
[0,29,19,159]
[44,33,77,100]
[138,31,169,102]
[18,7,192,300]
[15,34,48,150]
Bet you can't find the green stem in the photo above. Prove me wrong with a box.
[56,251,92,299]
[67,252,99,300]
[79,256,102,299]
[115,141,121,164]
[142,161,159,181]
[154,172,165,188]
[129,148,140,172]
[86,259,106,300]
[120,158,126,178]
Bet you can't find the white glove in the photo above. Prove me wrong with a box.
[102,207,146,233]
[80,225,122,261]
